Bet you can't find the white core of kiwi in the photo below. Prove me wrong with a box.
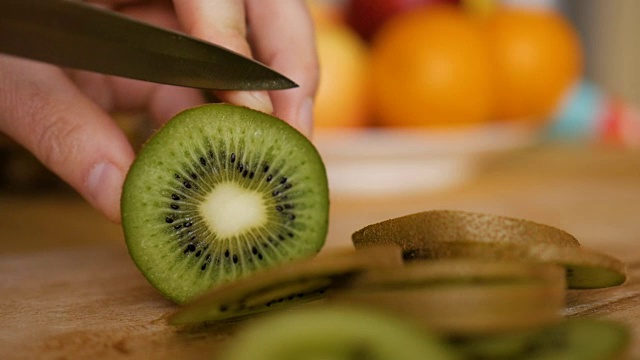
[199,181,267,238]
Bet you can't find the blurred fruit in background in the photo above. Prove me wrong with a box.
[344,0,460,41]
[310,0,585,129]
[305,0,606,197]
[369,5,494,127]
[314,25,371,128]
[311,2,371,128]
[485,7,583,122]
[462,0,498,17]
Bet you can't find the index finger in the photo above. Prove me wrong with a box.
[245,0,319,137]
[172,0,273,115]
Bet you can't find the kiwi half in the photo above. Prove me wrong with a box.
[331,260,566,335]
[168,245,403,325]
[219,306,458,360]
[453,319,630,360]
[352,210,580,250]
[121,104,330,304]
[413,242,627,289]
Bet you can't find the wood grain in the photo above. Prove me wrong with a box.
[0,246,236,359]
[2,144,640,359]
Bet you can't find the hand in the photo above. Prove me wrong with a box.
[0,0,319,223]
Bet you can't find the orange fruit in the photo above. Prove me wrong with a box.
[486,9,583,121]
[370,5,493,127]
[314,21,371,128]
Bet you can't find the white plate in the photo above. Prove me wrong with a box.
[313,123,540,197]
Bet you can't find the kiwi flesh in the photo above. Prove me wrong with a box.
[121,104,330,304]
[412,242,626,289]
[168,245,403,325]
[330,260,566,335]
[352,210,580,250]
[219,305,458,360]
[453,319,630,360]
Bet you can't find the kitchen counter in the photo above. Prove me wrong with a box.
[2,144,640,359]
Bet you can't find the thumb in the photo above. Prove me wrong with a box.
[0,57,134,223]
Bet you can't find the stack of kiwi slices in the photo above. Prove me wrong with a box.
[340,210,629,359]
[121,106,630,359]
[351,210,627,290]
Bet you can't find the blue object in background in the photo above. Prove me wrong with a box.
[546,79,605,140]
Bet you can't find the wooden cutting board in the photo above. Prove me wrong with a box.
[2,145,640,359]
[1,245,640,359]
[0,246,234,359]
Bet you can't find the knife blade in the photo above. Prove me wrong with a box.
[0,0,298,91]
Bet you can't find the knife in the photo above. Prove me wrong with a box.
[0,0,298,91]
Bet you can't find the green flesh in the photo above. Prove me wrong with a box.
[454,319,630,360]
[565,264,627,290]
[169,278,331,326]
[410,242,626,289]
[168,245,403,325]
[220,306,458,360]
[121,104,329,304]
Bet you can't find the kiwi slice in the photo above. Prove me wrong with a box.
[413,242,626,289]
[454,319,630,360]
[168,245,403,325]
[219,306,458,360]
[352,210,580,250]
[121,104,330,304]
[331,261,566,335]
[346,259,567,290]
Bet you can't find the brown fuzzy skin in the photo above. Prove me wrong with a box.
[351,210,626,289]
[352,210,581,251]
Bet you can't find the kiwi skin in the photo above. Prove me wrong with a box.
[121,104,330,304]
[352,210,580,250]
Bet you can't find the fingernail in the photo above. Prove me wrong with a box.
[297,97,314,137]
[87,162,125,223]
[243,91,273,114]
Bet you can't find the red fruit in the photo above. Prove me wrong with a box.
[345,0,459,41]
